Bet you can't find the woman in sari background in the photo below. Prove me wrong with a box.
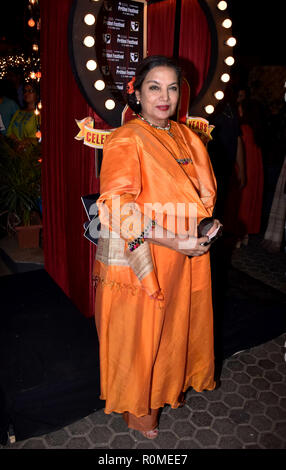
[234,87,264,247]
[93,56,221,439]
[6,81,40,153]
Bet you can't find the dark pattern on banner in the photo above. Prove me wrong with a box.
[96,1,144,104]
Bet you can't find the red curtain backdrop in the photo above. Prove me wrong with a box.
[147,0,176,56]
[41,0,101,317]
[147,0,210,100]
[40,0,211,319]
[179,0,211,100]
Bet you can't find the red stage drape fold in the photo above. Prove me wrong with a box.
[179,0,211,100]
[41,0,100,317]
[147,0,210,99]
[147,0,176,56]
[40,0,211,318]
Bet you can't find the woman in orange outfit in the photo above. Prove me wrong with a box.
[93,56,221,439]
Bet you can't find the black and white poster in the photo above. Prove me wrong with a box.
[96,0,146,103]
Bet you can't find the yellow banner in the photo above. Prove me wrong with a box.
[186,116,214,146]
[75,115,214,149]
[75,117,113,149]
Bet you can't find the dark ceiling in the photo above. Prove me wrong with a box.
[0,0,284,66]
[0,0,26,42]
[229,0,285,67]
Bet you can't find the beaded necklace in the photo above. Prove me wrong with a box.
[136,113,192,165]
[136,113,173,137]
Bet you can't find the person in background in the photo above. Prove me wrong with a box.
[207,85,246,366]
[233,87,264,247]
[208,85,246,228]
[262,100,286,253]
[6,81,39,153]
[261,99,286,233]
[0,79,19,135]
[93,55,221,439]
[0,115,4,133]
[262,155,286,253]
[5,68,25,108]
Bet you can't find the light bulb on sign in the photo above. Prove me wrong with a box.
[221,73,230,82]
[224,56,235,66]
[217,1,227,10]
[222,19,232,29]
[105,99,115,110]
[94,80,105,91]
[225,37,236,47]
[83,36,95,47]
[84,14,96,26]
[86,60,97,71]
[214,91,224,100]
[205,105,214,114]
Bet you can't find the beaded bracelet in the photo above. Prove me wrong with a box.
[127,219,156,252]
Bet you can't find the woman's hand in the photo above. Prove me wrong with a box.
[173,235,211,257]
[173,218,222,257]
[206,219,222,237]
[146,219,222,257]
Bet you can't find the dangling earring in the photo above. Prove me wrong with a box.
[136,100,140,105]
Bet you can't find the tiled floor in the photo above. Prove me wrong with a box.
[232,235,286,295]
[1,234,285,449]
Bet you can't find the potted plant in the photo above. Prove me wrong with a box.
[0,135,42,248]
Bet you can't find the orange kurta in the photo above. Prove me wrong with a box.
[93,118,217,417]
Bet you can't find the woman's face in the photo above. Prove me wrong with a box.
[135,66,179,127]
[23,85,37,105]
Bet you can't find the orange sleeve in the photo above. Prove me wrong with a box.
[98,133,142,202]
[97,133,153,243]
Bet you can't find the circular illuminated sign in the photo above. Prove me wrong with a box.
[189,0,235,118]
[69,0,235,125]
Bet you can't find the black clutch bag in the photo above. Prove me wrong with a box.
[198,217,215,238]
[197,217,223,246]
[188,218,222,256]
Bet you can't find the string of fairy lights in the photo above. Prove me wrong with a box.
[0,54,41,81]
[0,0,41,139]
